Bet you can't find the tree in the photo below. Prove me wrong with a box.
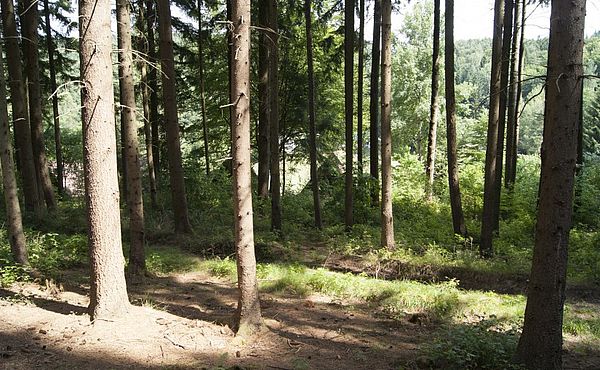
[305,0,322,229]
[146,0,161,180]
[380,0,394,248]
[157,0,193,233]
[515,1,586,367]
[117,0,145,275]
[229,0,263,335]
[269,0,282,231]
[357,0,365,173]
[344,0,354,229]
[425,0,441,201]
[0,0,41,215]
[43,0,64,196]
[445,0,467,237]
[198,0,210,176]
[21,0,57,211]
[257,0,270,199]
[480,0,504,257]
[0,42,27,266]
[369,0,381,206]
[79,0,130,319]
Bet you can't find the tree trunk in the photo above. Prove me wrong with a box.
[0,0,41,216]
[426,0,441,201]
[147,0,160,179]
[79,0,130,320]
[369,0,381,206]
[380,0,394,249]
[117,0,145,276]
[269,0,281,231]
[515,2,586,368]
[505,0,522,189]
[157,0,192,234]
[357,0,365,174]
[480,0,504,257]
[305,0,323,229]
[0,42,27,265]
[344,0,354,230]
[198,0,210,176]
[445,0,467,237]
[229,0,263,335]
[257,0,270,199]
[43,0,63,196]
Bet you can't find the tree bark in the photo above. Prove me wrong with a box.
[117,0,145,276]
[380,0,394,249]
[157,0,192,233]
[147,0,160,179]
[43,0,63,196]
[344,0,354,230]
[305,0,322,229]
[0,42,27,265]
[0,0,41,216]
[505,0,522,189]
[257,0,270,199]
[79,0,130,320]
[426,0,441,201]
[515,1,586,368]
[445,0,467,237]
[198,0,210,176]
[480,0,504,257]
[268,0,281,231]
[369,0,381,206]
[229,0,263,335]
[357,0,365,174]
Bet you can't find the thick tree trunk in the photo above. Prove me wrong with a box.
[1,0,41,216]
[305,0,322,229]
[229,0,262,335]
[369,0,381,206]
[380,0,394,249]
[269,0,281,231]
[480,0,504,257]
[445,0,467,237]
[515,2,586,368]
[0,43,27,265]
[79,0,130,320]
[257,0,270,199]
[357,0,365,173]
[344,0,354,230]
[505,0,522,189]
[157,0,192,234]
[22,0,57,211]
[198,0,209,176]
[147,0,160,179]
[426,0,441,201]
[43,0,63,196]
[117,0,145,276]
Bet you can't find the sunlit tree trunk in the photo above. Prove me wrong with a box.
[230,0,262,335]
[79,0,130,320]
[426,0,441,201]
[344,0,354,230]
[357,0,365,173]
[157,0,192,233]
[445,0,467,237]
[515,2,586,367]
[146,0,160,180]
[269,0,281,231]
[369,0,381,206]
[0,43,27,265]
[198,0,209,176]
[505,0,522,189]
[257,0,270,199]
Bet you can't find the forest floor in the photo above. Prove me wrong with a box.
[1,246,600,369]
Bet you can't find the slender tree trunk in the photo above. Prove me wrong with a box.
[0,43,27,265]
[515,2,586,368]
[445,0,467,237]
[357,0,365,174]
[1,0,41,216]
[380,0,394,249]
[230,0,262,335]
[147,0,160,179]
[426,0,441,201]
[480,0,504,257]
[305,0,322,229]
[269,0,281,231]
[157,0,192,233]
[79,0,130,320]
[117,0,145,276]
[510,0,525,186]
[505,0,522,189]
[198,0,210,176]
[43,0,63,196]
[369,0,381,206]
[344,0,354,230]
[257,0,270,198]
